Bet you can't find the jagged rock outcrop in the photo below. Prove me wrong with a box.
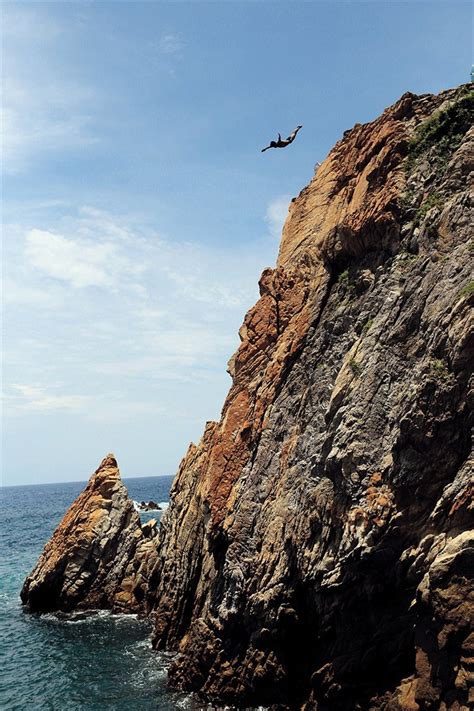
[146,85,473,709]
[21,454,158,613]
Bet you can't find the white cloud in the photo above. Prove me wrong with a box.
[77,207,136,243]
[162,266,246,307]
[25,229,117,288]
[3,383,165,421]
[6,384,92,413]
[265,195,291,238]
[2,277,61,307]
[3,207,275,430]
[21,214,148,290]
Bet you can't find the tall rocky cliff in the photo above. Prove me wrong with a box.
[22,85,473,710]
[147,84,473,710]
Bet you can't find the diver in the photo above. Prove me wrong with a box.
[261,125,303,152]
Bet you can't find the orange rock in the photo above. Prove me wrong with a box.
[21,454,158,613]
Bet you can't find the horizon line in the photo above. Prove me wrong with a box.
[1,472,174,489]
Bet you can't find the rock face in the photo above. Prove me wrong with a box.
[21,454,158,613]
[146,85,473,709]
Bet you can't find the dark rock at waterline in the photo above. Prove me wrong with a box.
[138,500,161,511]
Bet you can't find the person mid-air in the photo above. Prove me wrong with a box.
[261,125,302,152]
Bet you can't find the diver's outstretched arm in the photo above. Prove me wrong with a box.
[261,144,272,152]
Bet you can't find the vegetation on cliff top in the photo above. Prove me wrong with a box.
[401,87,473,236]
[405,87,473,174]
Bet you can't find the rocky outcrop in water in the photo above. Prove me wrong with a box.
[146,85,473,709]
[137,500,161,511]
[21,454,158,613]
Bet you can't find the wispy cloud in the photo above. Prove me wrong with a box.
[15,210,257,300]
[162,266,247,307]
[4,383,165,421]
[158,32,185,56]
[25,229,118,289]
[2,278,61,307]
[265,195,291,238]
[1,6,98,173]
[6,384,93,414]
[3,207,274,421]
[2,78,98,174]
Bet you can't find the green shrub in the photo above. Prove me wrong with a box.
[458,281,474,299]
[430,359,453,382]
[338,269,349,285]
[337,269,356,299]
[349,357,362,376]
[415,192,443,222]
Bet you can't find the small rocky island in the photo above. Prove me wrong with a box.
[22,85,473,710]
[136,500,161,511]
[21,455,159,614]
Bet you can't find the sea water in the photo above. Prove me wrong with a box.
[0,476,203,710]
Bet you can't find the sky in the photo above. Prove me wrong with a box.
[2,0,472,485]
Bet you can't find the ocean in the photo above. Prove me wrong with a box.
[0,476,204,710]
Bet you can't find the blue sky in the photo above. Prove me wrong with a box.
[2,1,472,485]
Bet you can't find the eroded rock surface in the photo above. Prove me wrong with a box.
[21,454,158,613]
[147,85,473,709]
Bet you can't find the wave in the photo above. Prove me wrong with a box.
[39,609,141,625]
[133,500,169,512]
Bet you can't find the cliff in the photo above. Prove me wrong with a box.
[147,84,473,709]
[22,85,473,710]
[21,455,158,613]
